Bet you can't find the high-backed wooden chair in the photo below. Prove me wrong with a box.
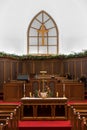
[32,80,39,97]
[47,80,56,97]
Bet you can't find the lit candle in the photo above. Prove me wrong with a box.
[29,92,32,97]
[56,92,58,97]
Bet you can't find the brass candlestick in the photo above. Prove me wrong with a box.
[40,70,47,92]
[23,82,26,97]
[63,84,65,97]
[42,79,45,92]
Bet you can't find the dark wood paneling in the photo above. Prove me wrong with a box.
[43,61,52,74]
[27,61,33,73]
[53,61,61,74]
[22,61,33,74]
[3,82,23,102]
[68,61,75,79]
[34,61,43,74]
[75,60,81,78]
[63,61,68,75]
[12,62,17,80]
[3,80,84,102]
[1,57,87,93]
[18,62,22,74]
[82,60,87,76]
[5,61,11,82]
[69,61,74,74]
[0,61,4,91]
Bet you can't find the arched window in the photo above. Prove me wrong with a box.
[27,10,59,55]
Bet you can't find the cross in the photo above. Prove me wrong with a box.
[37,24,48,46]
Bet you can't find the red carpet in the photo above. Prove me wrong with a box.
[0,100,21,105]
[68,100,87,105]
[19,120,72,130]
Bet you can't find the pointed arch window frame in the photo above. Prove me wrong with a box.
[27,10,59,55]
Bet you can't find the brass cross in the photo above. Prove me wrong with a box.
[37,24,48,46]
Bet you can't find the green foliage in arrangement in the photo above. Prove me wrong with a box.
[0,50,87,60]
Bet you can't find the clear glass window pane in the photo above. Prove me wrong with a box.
[29,46,38,54]
[31,19,41,29]
[29,28,37,36]
[48,46,57,54]
[39,46,47,54]
[45,20,54,29]
[48,37,57,45]
[36,13,42,23]
[43,13,49,22]
[48,28,57,36]
[29,38,37,45]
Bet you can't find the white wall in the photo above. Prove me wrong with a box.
[0,0,87,55]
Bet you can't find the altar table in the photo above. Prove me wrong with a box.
[20,97,68,120]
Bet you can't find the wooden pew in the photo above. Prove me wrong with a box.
[68,103,87,119]
[0,107,19,130]
[82,117,87,130]
[0,116,13,130]
[0,104,21,120]
[0,123,8,130]
[71,107,77,130]
[70,106,87,130]
[75,112,87,130]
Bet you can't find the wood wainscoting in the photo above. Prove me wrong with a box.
[3,79,84,102]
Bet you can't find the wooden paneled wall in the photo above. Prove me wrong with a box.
[22,59,62,75]
[63,57,87,79]
[0,57,87,92]
[0,58,22,91]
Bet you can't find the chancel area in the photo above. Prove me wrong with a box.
[0,10,87,130]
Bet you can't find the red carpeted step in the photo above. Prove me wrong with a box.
[19,120,72,130]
